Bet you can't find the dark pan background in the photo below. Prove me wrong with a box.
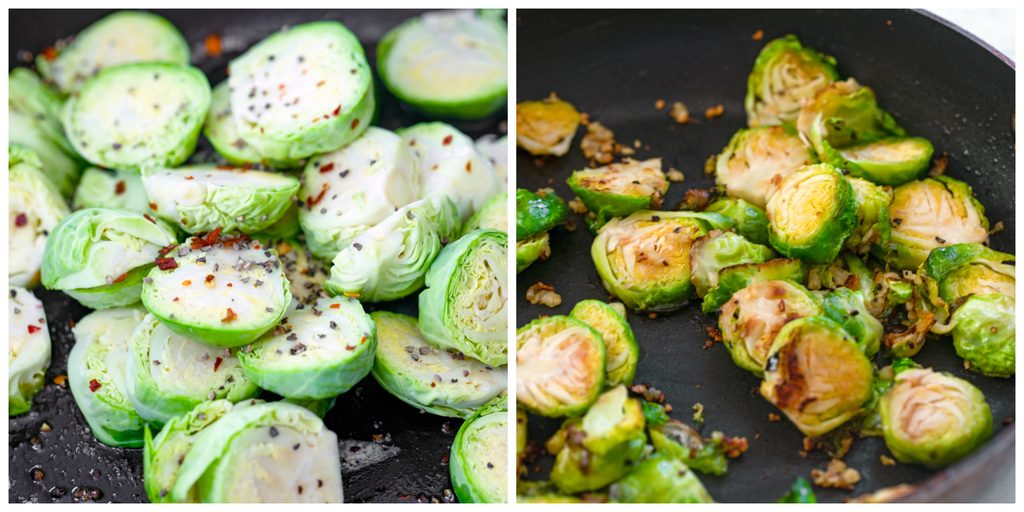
[8,9,506,504]
[516,9,1014,503]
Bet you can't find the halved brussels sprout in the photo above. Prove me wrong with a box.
[745,35,838,127]
[127,314,260,427]
[704,197,770,245]
[950,294,1014,378]
[579,385,645,453]
[516,316,604,417]
[142,165,299,234]
[715,127,816,208]
[701,258,806,313]
[690,231,776,298]
[879,367,992,468]
[609,453,714,503]
[881,177,989,270]
[203,82,263,165]
[819,287,883,357]
[765,163,856,264]
[649,420,732,476]
[844,177,893,254]
[418,229,508,366]
[298,126,420,259]
[828,137,934,186]
[8,287,51,416]
[285,397,337,419]
[73,167,150,213]
[798,78,905,153]
[9,68,81,197]
[591,210,709,312]
[67,307,147,445]
[267,239,329,305]
[719,280,821,374]
[516,188,568,240]
[924,243,1014,304]
[760,316,873,437]
[567,158,669,228]
[9,146,70,288]
[516,93,581,156]
[41,207,178,309]
[476,135,508,184]
[239,296,375,400]
[141,234,291,348]
[464,191,507,235]
[516,233,551,273]
[170,401,343,502]
[371,312,506,418]
[450,395,508,503]
[570,300,639,387]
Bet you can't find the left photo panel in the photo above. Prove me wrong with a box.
[8,9,509,503]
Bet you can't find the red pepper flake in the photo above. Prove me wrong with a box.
[318,163,336,174]
[222,308,237,323]
[113,273,128,284]
[430,382,437,388]
[329,303,341,309]
[204,33,223,57]
[88,379,102,392]
[316,80,326,87]
[350,118,360,129]
[359,335,368,344]
[68,318,75,329]
[155,257,178,270]
[305,183,329,209]
[173,297,180,302]
[143,213,157,224]
[182,280,192,286]
[149,202,158,210]
[332,105,341,116]
[27,325,41,334]
[41,46,57,61]
[184,175,194,180]
[115,180,126,195]
[14,213,28,227]
[213,357,223,372]
[465,161,472,173]
[191,227,223,249]
[158,243,178,256]
[205,274,215,284]
[442,135,453,146]
[226,282,233,287]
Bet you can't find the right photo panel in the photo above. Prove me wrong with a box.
[514,9,1015,503]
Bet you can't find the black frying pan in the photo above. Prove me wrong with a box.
[8,9,506,503]
[516,9,1014,503]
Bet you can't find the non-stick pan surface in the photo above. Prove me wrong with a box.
[8,9,506,503]
[516,9,1014,503]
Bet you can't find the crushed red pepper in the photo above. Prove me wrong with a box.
[222,308,238,323]
[155,257,178,271]
[113,273,128,284]
[213,357,223,372]
[158,243,178,256]
[88,379,102,392]
[27,325,41,334]
[191,228,223,249]
[319,162,336,174]
[305,183,329,209]
[204,33,223,57]
[41,46,57,61]
[14,213,28,227]
[115,180,126,195]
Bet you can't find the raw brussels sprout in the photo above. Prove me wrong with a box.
[845,177,893,254]
[879,367,992,468]
[35,10,189,94]
[881,177,989,269]
[450,395,508,503]
[475,135,508,184]
[516,316,604,417]
[240,296,376,400]
[609,453,714,503]
[690,231,776,298]
[73,167,150,213]
[9,146,71,288]
[516,233,550,273]
[285,397,337,419]
[703,197,770,245]
[827,137,935,186]
[141,234,291,348]
[268,239,329,305]
[715,127,816,208]
[765,163,856,264]
[950,294,1014,378]
[570,300,639,387]
[127,314,260,427]
[298,126,420,259]
[418,229,508,366]
[9,67,69,150]
[516,188,568,240]
[170,401,343,502]
[67,307,147,445]
[798,78,905,153]
[701,258,806,313]
[203,82,263,165]
[464,191,507,235]
[591,210,709,312]
[924,243,1014,304]
[143,165,299,234]
[8,287,51,416]
[371,312,506,418]
[819,287,883,357]
[325,196,460,302]
[516,93,581,156]
[745,35,838,127]
[567,158,669,228]
[41,207,178,309]
[649,420,731,476]
[760,316,874,436]
[719,280,821,374]
[378,10,507,120]
[9,68,81,197]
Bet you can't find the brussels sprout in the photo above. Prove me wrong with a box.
[73,167,150,213]
[378,10,507,120]
[690,231,776,298]
[845,177,893,254]
[760,316,874,436]
[797,78,905,152]
[718,280,821,374]
[778,477,817,503]
[325,196,460,302]
[285,397,337,419]
[418,229,508,366]
[170,401,343,502]
[924,243,1014,304]
[516,188,568,240]
[240,296,375,400]
[765,163,856,264]
[570,300,639,387]
[516,93,581,156]
[9,147,70,288]
[450,395,508,503]
[745,35,839,127]
[567,158,669,228]
[9,67,67,146]
[464,191,507,235]
[228,21,373,166]
[298,126,420,259]
[591,210,709,312]
[475,135,508,184]
[806,252,874,297]
[141,234,291,347]
[578,385,645,454]
[142,165,299,234]
[268,239,329,305]
[371,312,505,417]
[9,68,81,197]
[649,420,730,476]
[516,233,551,273]
[516,316,604,417]
[609,453,714,503]
[827,137,935,186]
[127,314,260,427]
[203,82,263,165]
[950,294,1014,378]
[703,197,770,245]
[35,11,189,94]
[879,367,992,468]
[8,287,51,416]
[67,307,147,445]
[881,177,989,269]
[714,127,816,208]
[819,287,883,357]
[401,122,502,220]
[701,258,807,313]
[41,208,178,309]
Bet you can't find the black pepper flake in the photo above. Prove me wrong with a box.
[290,343,307,355]
[293,443,300,450]
[269,426,279,437]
